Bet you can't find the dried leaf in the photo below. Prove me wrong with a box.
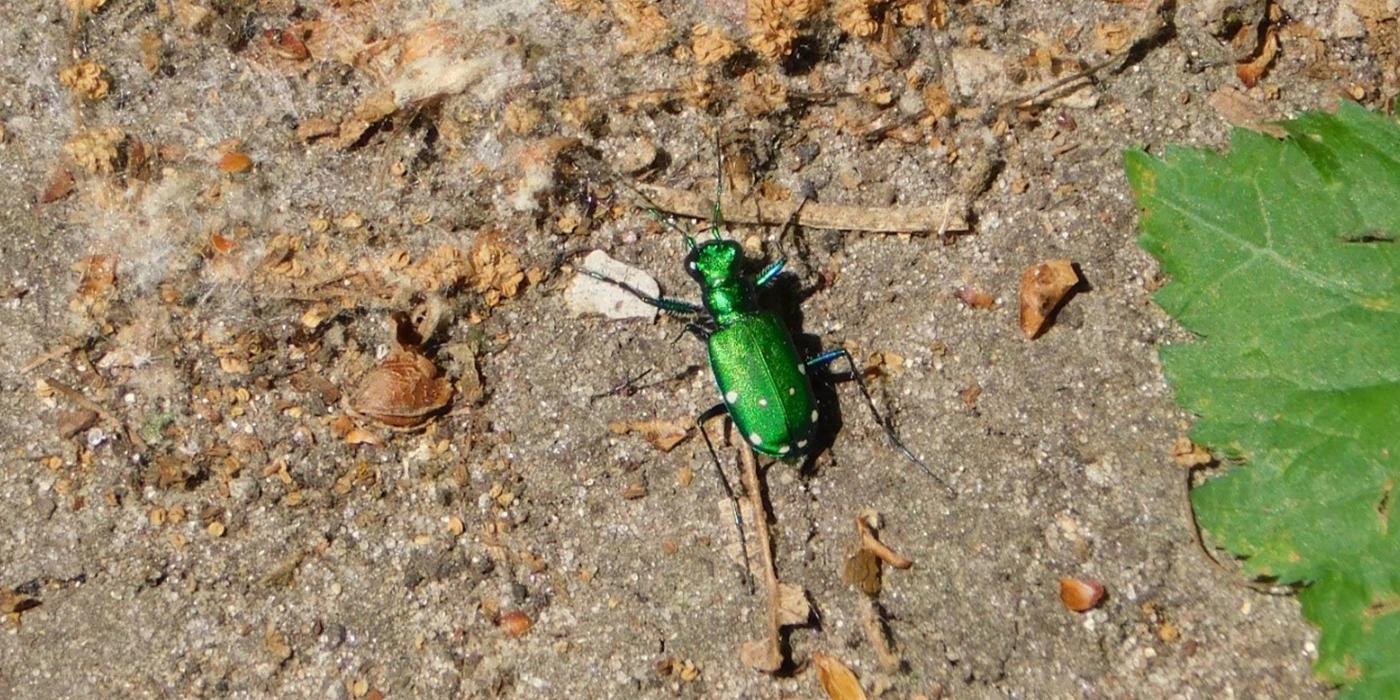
[1018,259,1079,339]
[1092,21,1132,53]
[75,255,118,300]
[615,418,691,452]
[39,167,75,204]
[844,548,882,595]
[0,589,40,614]
[1207,86,1286,136]
[1235,25,1277,88]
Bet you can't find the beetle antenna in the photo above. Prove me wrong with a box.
[606,173,699,250]
[711,130,724,240]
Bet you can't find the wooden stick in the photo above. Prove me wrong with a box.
[739,442,785,672]
[634,183,968,234]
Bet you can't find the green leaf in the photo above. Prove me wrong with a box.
[1126,102,1400,700]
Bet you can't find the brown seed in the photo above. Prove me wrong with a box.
[347,348,452,428]
[1059,576,1105,612]
[218,152,253,173]
[812,653,867,700]
[1019,259,1079,339]
[954,287,995,309]
[264,28,310,61]
[498,610,532,638]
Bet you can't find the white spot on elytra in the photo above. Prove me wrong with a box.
[749,432,763,446]
[797,440,808,448]
[810,409,818,422]
[798,363,806,375]
[725,390,738,403]
[788,387,796,396]
[778,445,791,454]
[758,398,768,407]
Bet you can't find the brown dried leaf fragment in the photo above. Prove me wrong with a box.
[692,23,739,65]
[614,418,691,452]
[812,652,867,700]
[613,0,671,55]
[38,167,75,205]
[264,28,311,61]
[859,596,901,670]
[1170,437,1214,467]
[57,408,99,440]
[1018,259,1079,339]
[835,0,878,37]
[737,71,789,115]
[0,589,40,614]
[741,638,784,673]
[857,509,913,569]
[775,582,812,625]
[59,59,109,100]
[64,0,106,14]
[843,547,882,595]
[1208,86,1285,136]
[1092,22,1132,53]
[1235,25,1277,88]
[75,255,118,301]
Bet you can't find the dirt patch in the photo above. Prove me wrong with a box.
[2,0,1380,697]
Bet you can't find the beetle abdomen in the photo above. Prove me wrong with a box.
[708,312,816,459]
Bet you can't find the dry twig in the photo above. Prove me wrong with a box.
[634,183,968,234]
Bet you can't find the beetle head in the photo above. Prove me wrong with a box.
[684,239,743,286]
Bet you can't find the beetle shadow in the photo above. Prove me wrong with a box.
[755,266,845,480]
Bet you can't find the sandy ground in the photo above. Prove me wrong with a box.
[1,0,1390,697]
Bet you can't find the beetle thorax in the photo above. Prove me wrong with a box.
[686,240,755,324]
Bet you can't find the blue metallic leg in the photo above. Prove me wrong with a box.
[755,258,787,288]
[580,269,706,319]
[808,349,954,496]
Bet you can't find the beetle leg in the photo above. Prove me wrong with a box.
[755,258,786,288]
[681,322,714,342]
[579,269,707,319]
[808,349,955,497]
[697,402,755,594]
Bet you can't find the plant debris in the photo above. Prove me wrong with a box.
[812,652,868,700]
[1018,259,1079,339]
[344,312,454,431]
[634,183,968,234]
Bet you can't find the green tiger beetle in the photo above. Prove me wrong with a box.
[583,148,953,587]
